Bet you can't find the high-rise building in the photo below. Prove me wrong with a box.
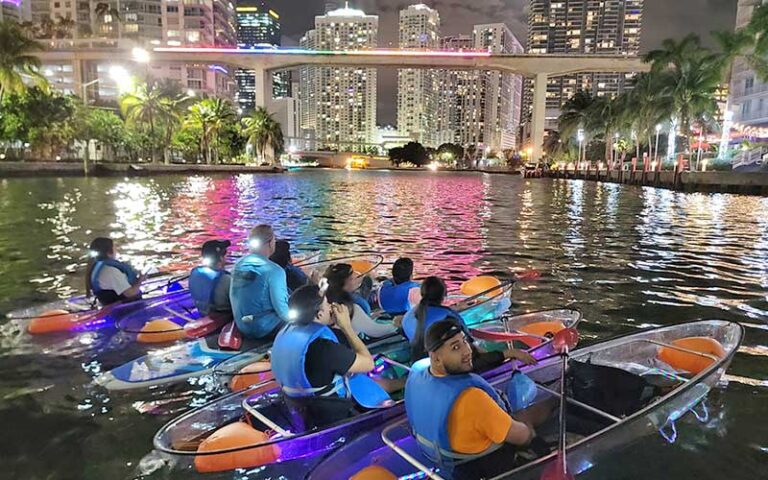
[730,0,768,127]
[234,2,290,111]
[436,26,523,152]
[397,4,439,146]
[0,0,28,23]
[299,5,378,150]
[525,0,643,130]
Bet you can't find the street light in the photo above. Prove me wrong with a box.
[109,65,133,93]
[132,47,150,63]
[187,89,196,97]
[654,123,662,166]
[577,128,585,164]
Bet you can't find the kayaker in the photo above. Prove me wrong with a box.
[324,263,397,339]
[378,257,421,315]
[269,239,309,292]
[272,284,388,428]
[85,237,144,306]
[405,319,548,479]
[189,240,232,321]
[229,225,290,340]
[403,276,535,370]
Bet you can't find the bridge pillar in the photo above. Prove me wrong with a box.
[531,72,548,163]
[252,67,271,109]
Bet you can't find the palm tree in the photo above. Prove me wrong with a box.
[558,90,595,160]
[186,98,236,164]
[0,21,46,102]
[120,82,179,162]
[624,72,673,162]
[242,107,284,165]
[94,2,121,38]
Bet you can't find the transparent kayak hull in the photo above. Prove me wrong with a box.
[306,319,743,480]
[152,309,582,472]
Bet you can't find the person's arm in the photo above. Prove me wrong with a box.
[350,304,397,338]
[466,388,533,447]
[104,267,144,299]
[269,266,291,321]
[332,303,374,374]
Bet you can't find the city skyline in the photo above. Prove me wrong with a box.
[272,0,736,125]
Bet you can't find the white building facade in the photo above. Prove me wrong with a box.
[730,0,768,128]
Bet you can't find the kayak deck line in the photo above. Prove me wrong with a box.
[242,399,292,438]
[382,422,445,480]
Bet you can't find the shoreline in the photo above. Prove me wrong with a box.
[544,169,768,196]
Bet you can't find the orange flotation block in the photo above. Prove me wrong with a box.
[229,360,274,391]
[349,259,375,275]
[658,337,726,375]
[516,321,567,348]
[28,309,81,334]
[136,319,187,344]
[351,465,398,480]
[460,276,501,297]
[194,421,281,473]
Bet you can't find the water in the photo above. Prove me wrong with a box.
[0,171,766,479]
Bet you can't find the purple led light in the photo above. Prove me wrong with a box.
[1,0,23,7]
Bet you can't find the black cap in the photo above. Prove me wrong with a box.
[202,240,231,258]
[424,319,465,353]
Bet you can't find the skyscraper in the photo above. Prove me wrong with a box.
[436,26,523,152]
[0,0,29,23]
[525,0,643,129]
[397,4,439,146]
[730,0,768,127]
[300,5,378,150]
[234,2,289,111]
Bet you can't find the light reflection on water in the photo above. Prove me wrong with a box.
[0,172,766,480]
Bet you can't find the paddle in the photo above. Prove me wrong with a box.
[184,314,231,339]
[218,321,243,350]
[540,328,580,480]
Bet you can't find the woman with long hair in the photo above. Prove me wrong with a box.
[403,276,537,368]
[323,263,396,339]
[85,237,144,306]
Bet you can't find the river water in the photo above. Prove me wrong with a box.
[0,170,766,480]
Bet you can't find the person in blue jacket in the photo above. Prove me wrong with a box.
[188,239,232,321]
[270,239,309,292]
[85,237,144,306]
[229,225,290,340]
[378,257,421,315]
[272,284,390,428]
[403,276,536,368]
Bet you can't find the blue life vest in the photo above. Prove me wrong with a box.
[402,305,464,343]
[272,322,392,407]
[405,358,507,467]
[189,266,227,315]
[379,280,420,315]
[230,254,287,338]
[90,259,138,304]
[285,264,309,292]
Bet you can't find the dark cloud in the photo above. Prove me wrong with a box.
[271,0,738,124]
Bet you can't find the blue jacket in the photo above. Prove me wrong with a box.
[229,253,289,338]
[272,322,393,408]
[402,305,465,343]
[90,259,138,305]
[351,292,372,315]
[405,358,507,467]
[379,280,420,315]
[189,266,228,316]
[285,264,310,293]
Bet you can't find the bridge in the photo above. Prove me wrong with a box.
[37,39,650,161]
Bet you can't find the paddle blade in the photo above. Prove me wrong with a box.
[184,315,229,339]
[540,453,575,480]
[218,321,242,351]
[515,269,541,282]
[552,328,579,353]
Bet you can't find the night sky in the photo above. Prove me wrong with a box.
[271,0,738,125]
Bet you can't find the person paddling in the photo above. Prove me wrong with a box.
[189,240,232,322]
[403,276,535,370]
[229,225,290,340]
[272,284,390,429]
[86,237,144,306]
[405,320,550,479]
[324,263,397,339]
[270,239,310,293]
[378,257,421,315]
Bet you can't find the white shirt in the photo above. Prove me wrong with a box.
[351,303,397,339]
[97,265,132,295]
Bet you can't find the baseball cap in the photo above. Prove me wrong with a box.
[424,319,466,353]
[201,240,231,258]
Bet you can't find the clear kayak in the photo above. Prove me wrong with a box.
[151,309,582,473]
[309,319,743,480]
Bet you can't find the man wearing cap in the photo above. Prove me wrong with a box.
[229,225,291,339]
[405,319,544,479]
[189,240,232,321]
